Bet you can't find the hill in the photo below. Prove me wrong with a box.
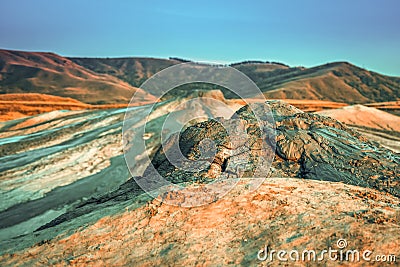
[69,57,181,88]
[238,62,400,103]
[1,49,399,116]
[70,56,400,104]
[0,49,156,104]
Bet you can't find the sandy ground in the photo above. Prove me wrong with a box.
[0,93,157,121]
[0,178,399,266]
[1,92,399,122]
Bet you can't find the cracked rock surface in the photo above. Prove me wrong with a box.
[149,100,399,197]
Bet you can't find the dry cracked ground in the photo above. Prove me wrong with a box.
[0,92,399,266]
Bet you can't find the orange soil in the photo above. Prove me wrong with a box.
[1,93,398,122]
[0,93,156,121]
[365,101,400,110]
[1,179,399,266]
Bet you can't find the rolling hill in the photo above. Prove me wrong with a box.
[70,56,400,104]
[1,49,399,115]
[0,49,156,104]
[252,62,400,103]
[69,57,182,88]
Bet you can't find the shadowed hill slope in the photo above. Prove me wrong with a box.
[70,56,400,103]
[69,57,181,88]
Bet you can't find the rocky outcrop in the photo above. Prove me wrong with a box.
[148,100,400,198]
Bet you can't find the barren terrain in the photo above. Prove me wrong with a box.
[0,95,398,266]
[0,51,399,266]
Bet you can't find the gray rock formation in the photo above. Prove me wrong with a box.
[147,100,400,197]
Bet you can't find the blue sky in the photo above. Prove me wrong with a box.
[1,0,399,76]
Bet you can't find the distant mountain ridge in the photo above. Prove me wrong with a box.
[255,62,400,103]
[69,56,400,104]
[1,49,399,105]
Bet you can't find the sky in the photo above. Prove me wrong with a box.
[0,0,399,76]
